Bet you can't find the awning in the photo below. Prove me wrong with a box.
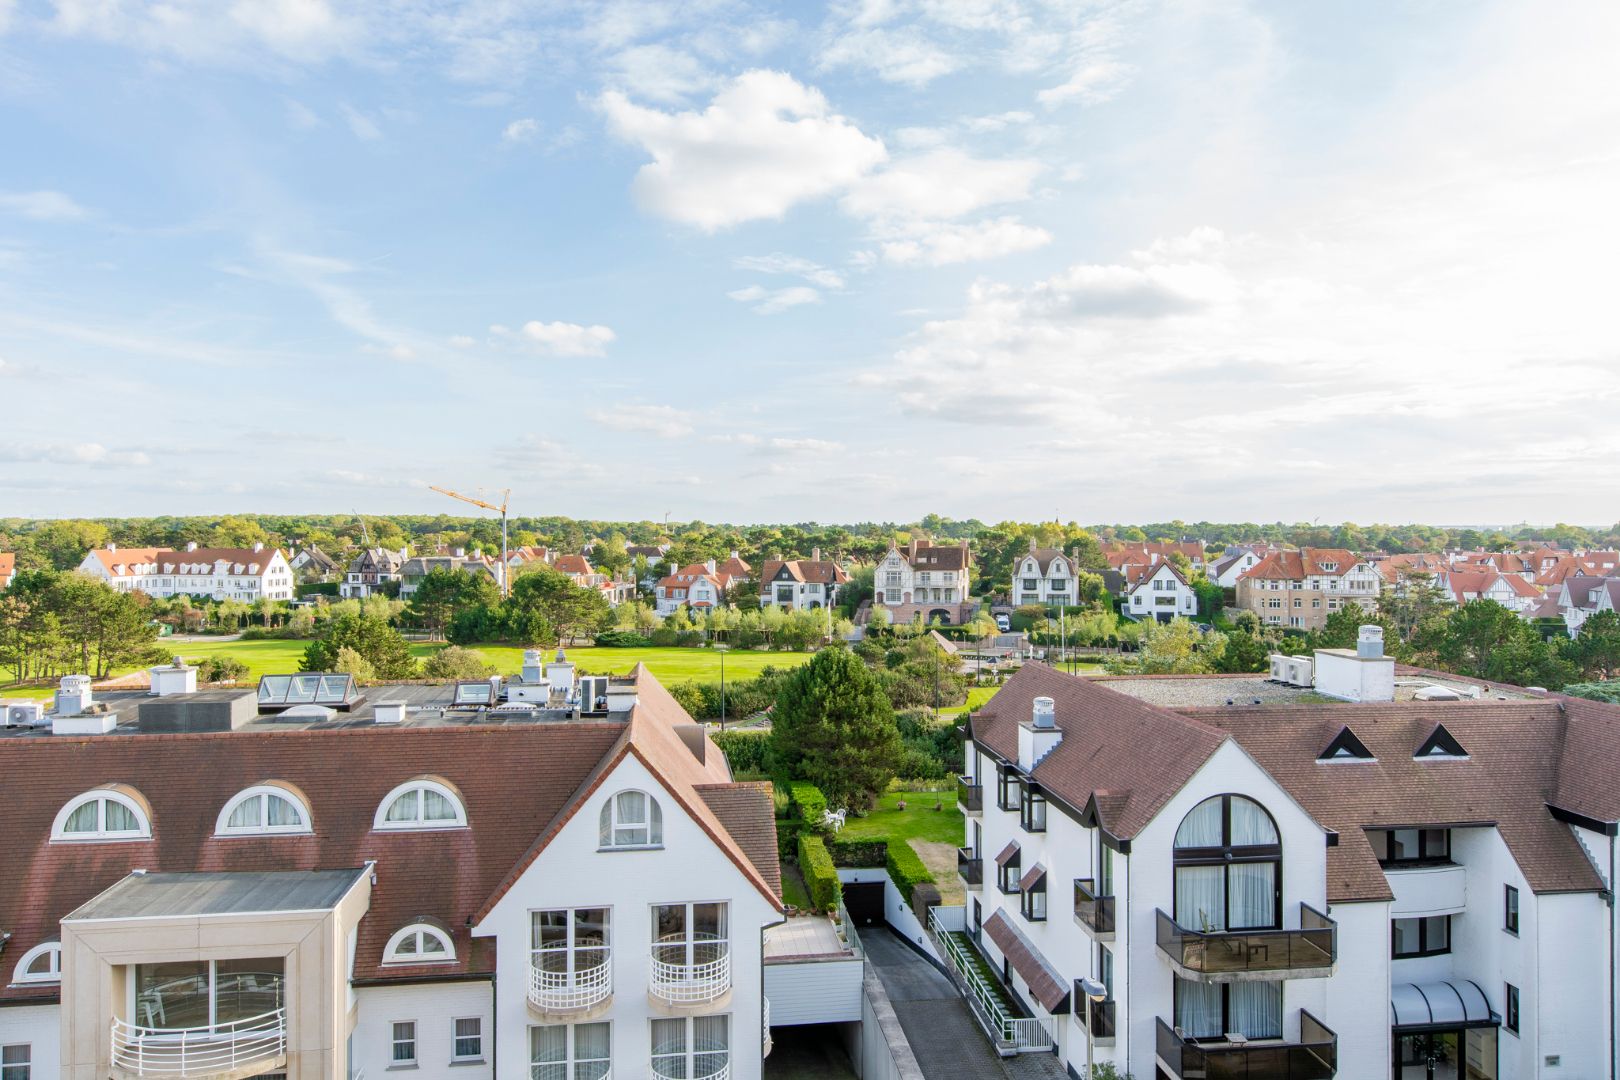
[1391,981,1497,1030]
[995,841,1021,868]
[1019,863,1047,892]
[982,910,1069,1014]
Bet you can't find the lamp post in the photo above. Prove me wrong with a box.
[1076,976,1107,1080]
[715,643,729,731]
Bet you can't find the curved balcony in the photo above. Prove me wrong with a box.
[650,933,731,1007]
[111,1009,286,1079]
[653,1062,730,1080]
[528,947,612,1016]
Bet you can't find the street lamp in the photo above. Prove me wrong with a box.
[1076,976,1107,1080]
[715,642,729,731]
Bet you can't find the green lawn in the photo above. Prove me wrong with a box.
[939,685,1001,716]
[838,786,964,845]
[780,863,812,910]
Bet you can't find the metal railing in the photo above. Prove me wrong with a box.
[1073,878,1116,938]
[528,949,612,1012]
[1155,1011,1337,1079]
[111,1008,286,1077]
[653,1062,729,1080]
[650,933,731,1005]
[957,777,983,813]
[929,910,1054,1054]
[763,997,772,1059]
[1155,904,1336,977]
[958,846,983,887]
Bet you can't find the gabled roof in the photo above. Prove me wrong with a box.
[1318,725,1375,762]
[88,546,286,577]
[553,554,594,576]
[759,558,848,586]
[1240,547,1364,582]
[895,541,970,571]
[1124,561,1188,593]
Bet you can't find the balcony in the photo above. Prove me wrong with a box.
[1155,905,1336,981]
[1075,993,1116,1045]
[528,950,612,1016]
[1155,1011,1337,1080]
[653,1062,729,1080]
[1072,878,1115,940]
[957,777,983,815]
[958,847,983,889]
[111,1009,286,1079]
[650,934,731,1007]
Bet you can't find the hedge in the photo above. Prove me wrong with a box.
[775,819,804,860]
[886,839,935,903]
[788,782,828,829]
[826,838,888,867]
[797,834,842,912]
[711,729,769,774]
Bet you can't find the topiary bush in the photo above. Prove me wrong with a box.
[711,729,770,774]
[797,834,842,912]
[788,781,829,829]
[826,838,888,867]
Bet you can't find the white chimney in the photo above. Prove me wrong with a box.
[1313,626,1395,703]
[521,648,544,684]
[1357,624,1385,659]
[55,674,93,716]
[252,542,265,553]
[107,542,117,552]
[185,541,198,552]
[1018,695,1063,771]
[149,658,197,697]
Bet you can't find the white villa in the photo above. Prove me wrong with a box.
[78,543,294,602]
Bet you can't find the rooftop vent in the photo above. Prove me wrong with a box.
[1357,625,1385,659]
[373,702,407,725]
[1032,696,1056,730]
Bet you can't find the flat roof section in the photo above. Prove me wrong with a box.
[66,867,369,921]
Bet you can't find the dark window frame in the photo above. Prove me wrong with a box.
[1504,884,1519,935]
[1021,875,1047,921]
[998,855,1022,896]
[1019,780,1048,833]
[997,765,1018,811]
[1373,827,1453,868]
[1171,977,1283,1043]
[1392,915,1452,959]
[1172,794,1283,932]
[1505,983,1520,1035]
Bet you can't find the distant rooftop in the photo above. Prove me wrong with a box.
[1095,671,1540,709]
[67,868,368,921]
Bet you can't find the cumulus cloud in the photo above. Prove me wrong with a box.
[512,320,616,356]
[0,190,90,221]
[726,284,822,314]
[589,404,694,438]
[879,217,1052,266]
[600,69,888,230]
[503,117,538,142]
[841,149,1041,222]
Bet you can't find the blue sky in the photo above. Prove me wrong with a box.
[1,1,1616,525]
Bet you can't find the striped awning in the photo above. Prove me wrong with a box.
[1391,981,1496,1029]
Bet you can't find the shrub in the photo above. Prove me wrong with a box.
[826,838,888,867]
[797,834,842,912]
[198,656,249,683]
[331,646,376,682]
[592,628,654,647]
[788,782,829,829]
[885,839,935,903]
[667,681,707,719]
[1564,681,1620,704]
[421,645,496,680]
[776,819,804,860]
[711,729,769,774]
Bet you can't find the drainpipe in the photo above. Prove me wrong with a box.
[1611,834,1616,1080]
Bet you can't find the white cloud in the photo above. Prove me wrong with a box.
[726,284,822,314]
[0,190,90,221]
[503,117,538,142]
[519,320,616,356]
[733,253,845,289]
[0,441,150,466]
[879,217,1052,266]
[841,149,1040,221]
[340,104,382,141]
[448,334,476,348]
[600,69,888,230]
[963,110,1035,133]
[284,97,321,129]
[589,404,694,438]
[607,43,714,103]
[50,0,363,63]
[1038,59,1133,107]
[818,26,960,86]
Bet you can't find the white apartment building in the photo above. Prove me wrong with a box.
[873,539,973,626]
[1013,543,1079,607]
[77,543,294,602]
[953,635,1620,1080]
[1124,561,1199,622]
[759,550,848,611]
[0,666,794,1080]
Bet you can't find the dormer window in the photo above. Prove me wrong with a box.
[1317,727,1375,763]
[374,779,467,830]
[1321,562,1338,572]
[1415,725,1468,760]
[383,922,457,965]
[216,785,312,836]
[599,790,663,849]
[13,941,62,984]
[1019,781,1047,833]
[52,789,151,842]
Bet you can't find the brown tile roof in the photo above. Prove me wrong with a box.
[903,541,970,571]
[982,909,1068,1013]
[1552,697,1620,823]
[1182,700,1609,902]
[760,559,848,586]
[1240,547,1362,582]
[0,723,623,1003]
[718,555,752,577]
[697,782,782,899]
[995,840,1021,867]
[971,664,1227,842]
[553,554,594,576]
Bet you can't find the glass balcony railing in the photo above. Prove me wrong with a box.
[1155,1011,1337,1080]
[1155,904,1336,978]
[957,777,983,813]
[958,847,983,887]
[1072,878,1115,938]
[1076,994,1115,1042]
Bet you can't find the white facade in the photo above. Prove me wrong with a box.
[1212,547,1263,588]
[1012,549,1076,607]
[77,544,294,602]
[1125,563,1197,622]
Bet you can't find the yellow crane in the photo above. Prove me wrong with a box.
[430,485,511,596]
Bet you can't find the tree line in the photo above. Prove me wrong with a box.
[0,570,166,683]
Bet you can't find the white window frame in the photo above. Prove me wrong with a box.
[373,779,468,831]
[390,1021,417,1066]
[1,1043,30,1080]
[529,1021,611,1080]
[599,790,663,850]
[651,1014,729,1080]
[451,1016,483,1063]
[51,789,150,842]
[382,923,457,965]
[215,785,313,837]
[11,942,61,985]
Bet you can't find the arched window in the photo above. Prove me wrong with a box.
[51,789,151,842]
[374,779,467,831]
[599,790,662,848]
[1172,795,1280,932]
[13,941,61,984]
[216,785,312,836]
[383,922,456,965]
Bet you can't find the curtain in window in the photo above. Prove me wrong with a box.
[574,1022,611,1080]
[693,1015,729,1079]
[228,796,261,829]
[66,801,100,832]
[1175,799,1223,848]
[386,792,418,823]
[1229,981,1282,1039]
[104,801,136,831]
[1227,862,1277,929]
[530,1025,567,1080]
[1229,798,1278,845]
[423,789,455,820]
[576,909,610,973]
[651,1018,687,1079]
[267,794,300,827]
[1175,978,1223,1038]
[598,803,613,846]
[1175,865,1226,931]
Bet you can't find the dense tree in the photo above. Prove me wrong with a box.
[506,566,613,644]
[406,568,501,637]
[421,645,497,680]
[302,614,417,679]
[769,647,901,812]
[0,569,162,680]
[1111,618,1225,675]
[1214,630,1270,673]
[1565,610,1620,681]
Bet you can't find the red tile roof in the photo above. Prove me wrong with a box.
[552,554,594,576]
[1240,548,1362,582]
[87,546,286,577]
[760,559,849,586]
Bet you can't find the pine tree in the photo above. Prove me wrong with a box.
[769,647,901,811]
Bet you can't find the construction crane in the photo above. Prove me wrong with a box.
[430,485,511,596]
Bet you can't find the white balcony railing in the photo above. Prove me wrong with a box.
[111,1008,286,1077]
[650,933,731,1005]
[653,1060,730,1080]
[763,997,773,1059]
[528,952,613,1013]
